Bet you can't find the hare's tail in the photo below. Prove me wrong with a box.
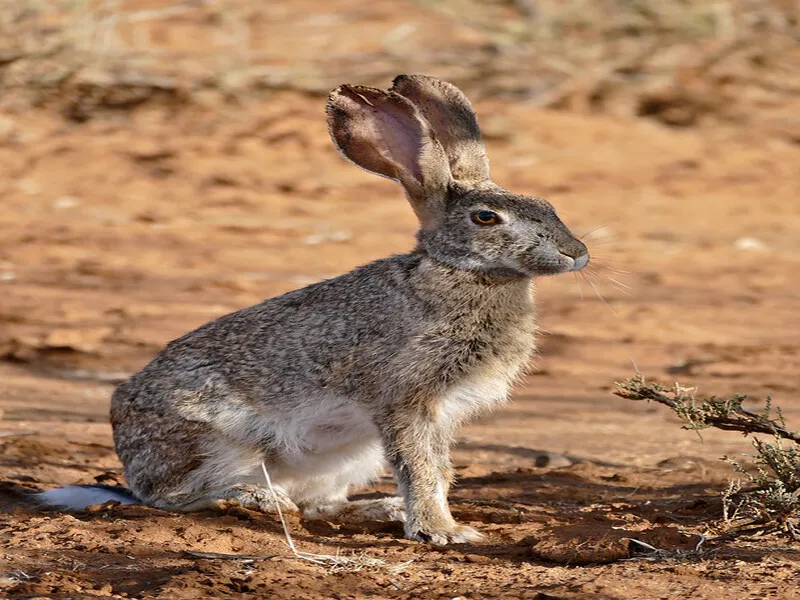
[37,484,139,509]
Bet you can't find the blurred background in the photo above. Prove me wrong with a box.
[1,0,800,444]
[1,2,800,596]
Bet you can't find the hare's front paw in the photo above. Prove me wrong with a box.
[405,523,485,545]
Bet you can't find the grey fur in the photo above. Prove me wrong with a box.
[40,75,589,545]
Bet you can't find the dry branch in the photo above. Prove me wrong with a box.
[614,373,800,444]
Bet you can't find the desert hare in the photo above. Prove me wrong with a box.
[40,75,589,544]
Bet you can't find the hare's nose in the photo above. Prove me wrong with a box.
[559,237,589,271]
[571,252,590,271]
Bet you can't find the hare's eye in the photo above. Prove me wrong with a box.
[471,210,500,226]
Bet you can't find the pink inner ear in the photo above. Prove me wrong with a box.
[327,84,451,227]
[367,102,425,184]
[328,85,429,186]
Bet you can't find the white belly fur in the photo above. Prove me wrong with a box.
[179,356,525,504]
[174,388,385,502]
[261,397,385,503]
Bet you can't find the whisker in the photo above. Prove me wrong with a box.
[584,269,632,296]
[580,272,618,316]
[586,264,629,281]
[581,231,615,241]
[606,276,632,291]
[605,282,632,297]
[573,272,584,300]
[579,223,613,241]
[582,238,616,248]
[586,262,630,276]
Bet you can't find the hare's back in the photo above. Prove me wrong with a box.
[115,253,427,406]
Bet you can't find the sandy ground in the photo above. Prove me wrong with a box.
[2,2,800,599]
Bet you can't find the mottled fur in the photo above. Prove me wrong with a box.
[39,75,589,545]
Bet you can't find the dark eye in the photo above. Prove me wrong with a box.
[471,210,500,226]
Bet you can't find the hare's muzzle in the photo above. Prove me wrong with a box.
[559,237,590,272]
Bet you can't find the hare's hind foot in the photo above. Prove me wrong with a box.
[216,484,301,514]
[165,483,300,514]
[303,496,405,523]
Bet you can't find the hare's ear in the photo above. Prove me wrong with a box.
[327,84,451,227]
[391,75,489,185]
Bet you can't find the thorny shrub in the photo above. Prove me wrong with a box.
[615,374,800,538]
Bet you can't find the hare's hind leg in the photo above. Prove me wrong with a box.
[116,413,298,513]
[168,482,299,513]
[151,441,300,513]
[143,451,300,514]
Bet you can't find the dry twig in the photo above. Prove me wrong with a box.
[614,373,800,444]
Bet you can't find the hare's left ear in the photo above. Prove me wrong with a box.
[327,84,451,228]
[391,75,490,185]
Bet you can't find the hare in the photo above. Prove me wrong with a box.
[39,75,589,544]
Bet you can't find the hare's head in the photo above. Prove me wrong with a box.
[327,75,588,278]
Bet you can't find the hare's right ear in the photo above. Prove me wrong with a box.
[327,85,450,227]
[391,75,489,185]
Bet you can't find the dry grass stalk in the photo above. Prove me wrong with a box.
[624,534,709,562]
[180,467,411,572]
[259,462,412,574]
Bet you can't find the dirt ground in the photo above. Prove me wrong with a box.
[1,1,800,599]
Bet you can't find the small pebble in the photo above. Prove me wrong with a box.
[734,237,767,251]
[53,196,81,209]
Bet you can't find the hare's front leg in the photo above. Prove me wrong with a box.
[379,410,484,545]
